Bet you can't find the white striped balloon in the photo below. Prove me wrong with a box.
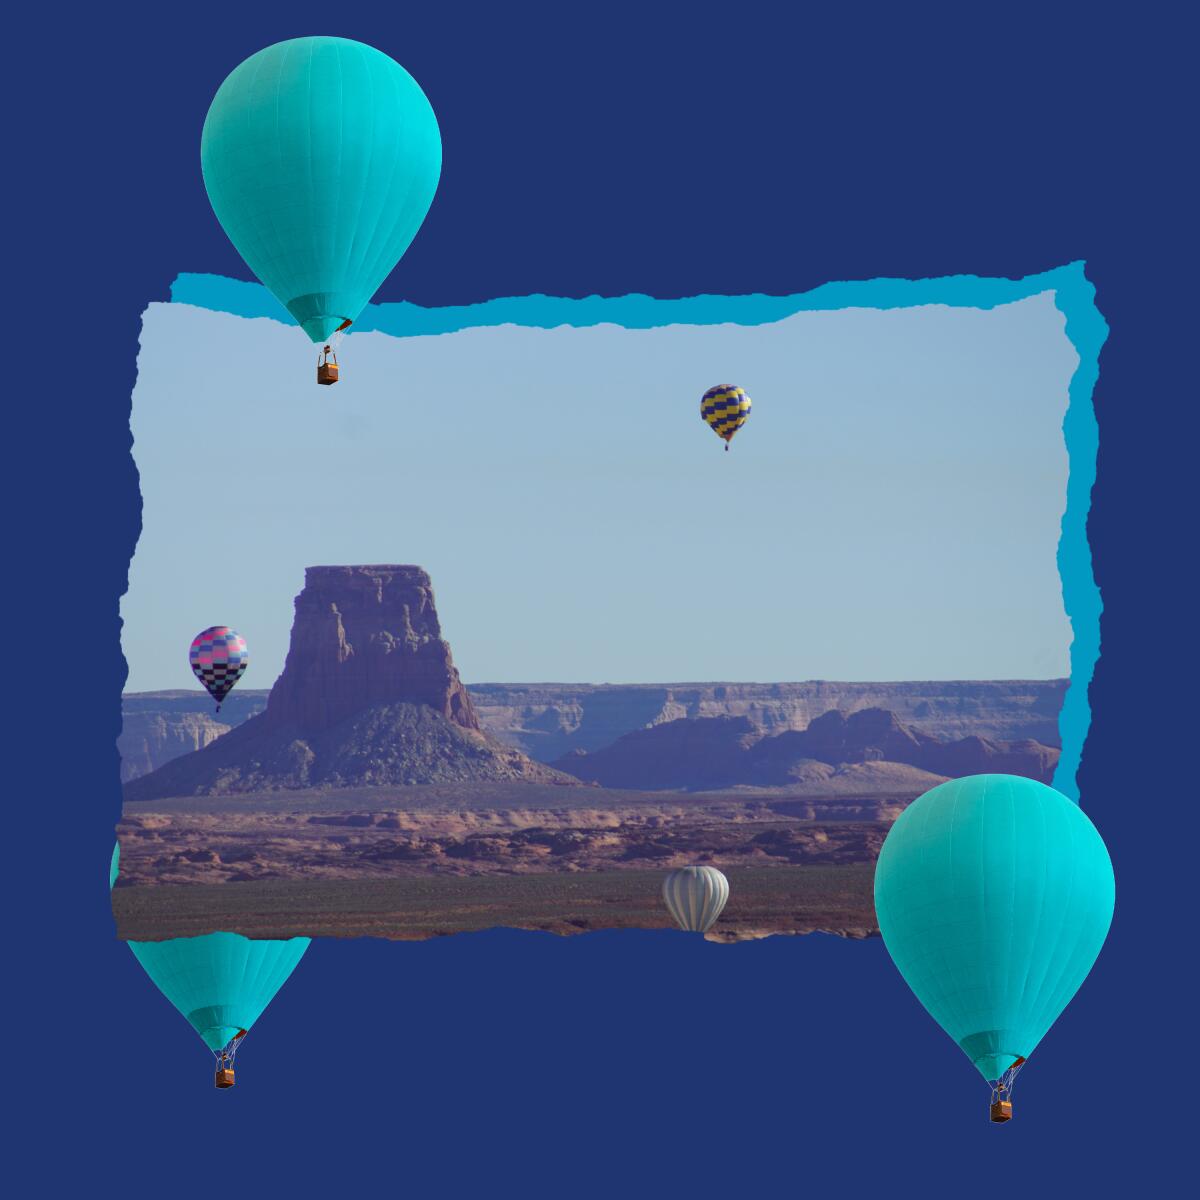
[662,866,730,933]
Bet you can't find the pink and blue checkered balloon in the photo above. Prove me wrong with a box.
[189,626,248,712]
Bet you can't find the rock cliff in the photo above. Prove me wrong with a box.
[118,691,268,782]
[265,566,479,735]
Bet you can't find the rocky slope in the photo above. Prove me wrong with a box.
[124,703,576,798]
[552,707,1059,790]
[125,566,575,799]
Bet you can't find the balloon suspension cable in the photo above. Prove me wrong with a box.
[989,1057,1027,1109]
[329,324,349,355]
[214,1028,248,1068]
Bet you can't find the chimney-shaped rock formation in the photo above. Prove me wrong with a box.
[123,564,578,799]
[266,565,479,736]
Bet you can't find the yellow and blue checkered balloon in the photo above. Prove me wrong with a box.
[701,384,751,450]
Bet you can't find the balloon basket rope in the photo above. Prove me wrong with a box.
[213,1029,248,1089]
[987,1057,1026,1123]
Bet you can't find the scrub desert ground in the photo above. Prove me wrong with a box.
[113,862,878,942]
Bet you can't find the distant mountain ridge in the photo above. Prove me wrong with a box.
[120,679,1066,782]
[550,708,1059,791]
[469,680,1066,760]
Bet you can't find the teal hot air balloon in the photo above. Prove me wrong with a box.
[201,36,442,369]
[111,843,310,1088]
[874,775,1114,1122]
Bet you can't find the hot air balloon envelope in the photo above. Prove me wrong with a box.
[201,36,442,342]
[874,774,1114,1082]
[663,866,730,932]
[189,626,248,710]
[701,385,751,449]
[111,844,309,1076]
[127,933,310,1053]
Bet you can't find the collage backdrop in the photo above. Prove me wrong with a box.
[12,3,1190,1195]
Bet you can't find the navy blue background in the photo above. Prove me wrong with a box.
[12,2,1191,1191]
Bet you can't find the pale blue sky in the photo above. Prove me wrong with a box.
[123,290,1077,691]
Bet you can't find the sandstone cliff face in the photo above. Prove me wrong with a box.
[118,691,268,782]
[266,566,479,736]
[124,565,574,800]
[468,680,1067,760]
[119,711,231,783]
[554,707,1060,790]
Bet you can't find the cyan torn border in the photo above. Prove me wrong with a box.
[168,263,1106,805]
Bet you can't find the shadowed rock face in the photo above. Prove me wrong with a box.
[551,716,762,790]
[265,565,479,737]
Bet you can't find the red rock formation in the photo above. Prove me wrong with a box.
[783,708,930,765]
[123,565,577,800]
[265,565,479,736]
